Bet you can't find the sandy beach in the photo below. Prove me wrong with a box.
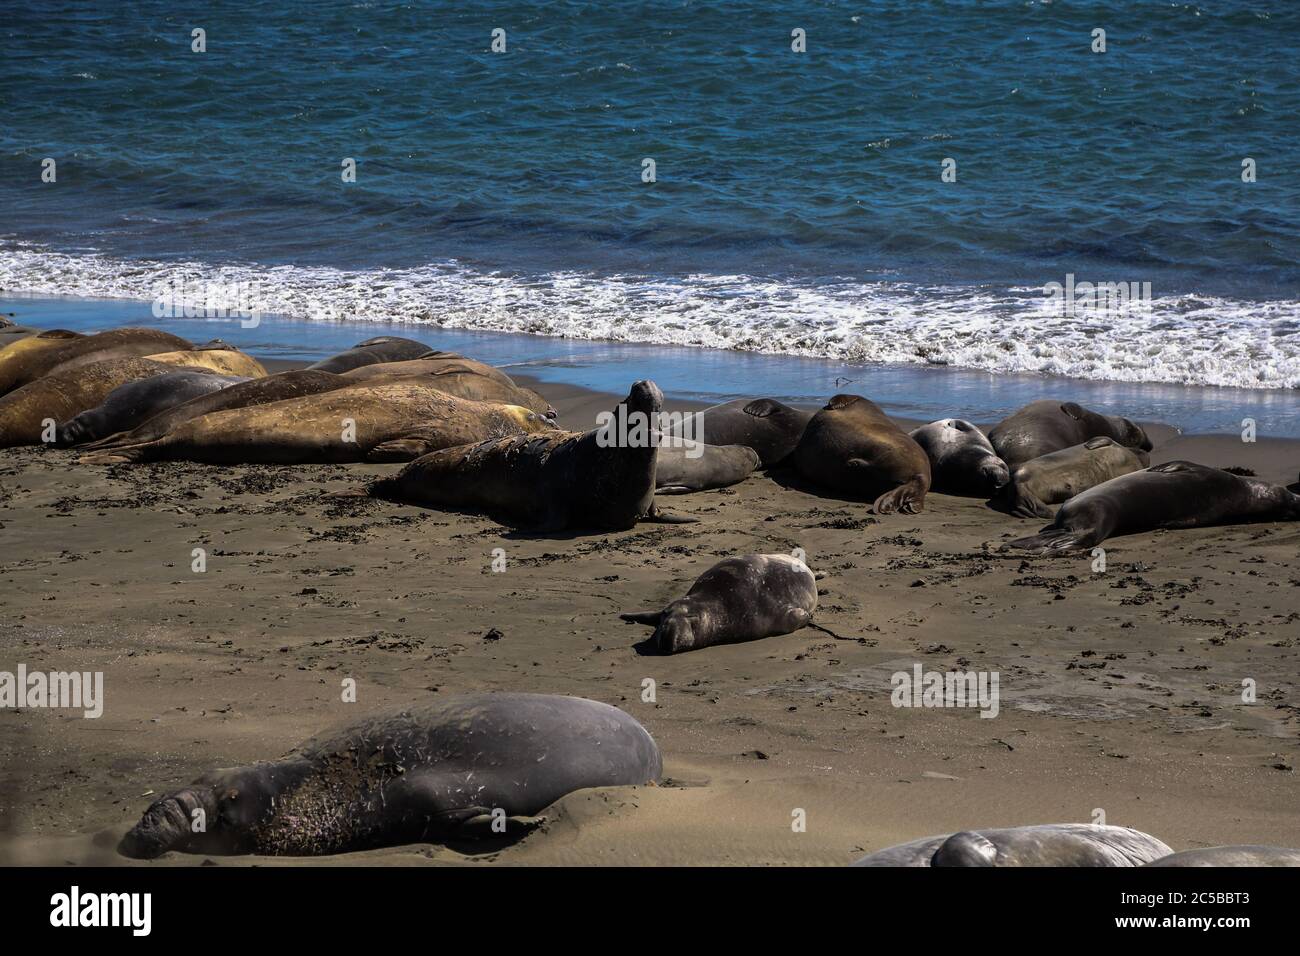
[2,362,1297,867]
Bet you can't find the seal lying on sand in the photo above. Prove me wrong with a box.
[792,394,932,514]
[80,380,553,464]
[306,336,437,373]
[989,399,1152,470]
[371,380,694,530]
[852,824,1172,867]
[341,355,514,387]
[668,398,812,467]
[56,369,246,447]
[1007,461,1300,554]
[621,554,817,654]
[908,419,1009,497]
[0,327,191,396]
[78,369,353,451]
[145,345,267,379]
[0,331,84,379]
[118,693,662,858]
[345,359,552,416]
[1143,846,1300,867]
[1004,437,1150,518]
[0,358,176,447]
[654,440,760,494]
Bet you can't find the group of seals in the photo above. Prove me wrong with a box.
[57,369,248,446]
[670,398,812,467]
[621,554,818,654]
[119,693,661,858]
[1003,437,1149,518]
[305,335,438,373]
[0,327,192,396]
[372,380,694,530]
[988,399,1152,469]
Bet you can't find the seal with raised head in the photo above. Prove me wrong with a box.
[852,824,1172,867]
[371,380,694,530]
[1004,437,1150,518]
[988,399,1152,470]
[908,418,1009,497]
[654,439,761,494]
[118,693,661,858]
[0,357,176,447]
[306,336,438,373]
[792,394,932,514]
[668,398,813,468]
[56,369,246,447]
[0,327,191,396]
[78,369,353,451]
[621,554,817,654]
[1143,846,1300,867]
[80,379,553,465]
[1007,461,1300,554]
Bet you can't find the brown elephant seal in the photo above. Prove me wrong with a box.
[1144,846,1300,867]
[908,419,1009,497]
[0,327,191,396]
[78,369,353,451]
[145,345,267,378]
[341,355,511,387]
[667,398,813,467]
[654,439,761,494]
[0,329,84,376]
[791,394,931,513]
[852,824,1172,867]
[80,380,553,464]
[621,554,817,654]
[1007,461,1300,554]
[119,693,661,858]
[989,399,1152,469]
[344,359,552,416]
[0,358,175,447]
[371,380,694,530]
[306,336,438,373]
[56,369,246,447]
[1004,437,1150,518]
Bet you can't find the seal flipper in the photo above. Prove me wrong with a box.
[1005,527,1099,554]
[932,831,999,866]
[1061,402,1086,421]
[780,606,812,633]
[366,437,437,462]
[872,475,927,515]
[620,610,664,625]
[644,503,698,524]
[1007,482,1054,519]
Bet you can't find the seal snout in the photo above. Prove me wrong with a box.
[119,791,200,859]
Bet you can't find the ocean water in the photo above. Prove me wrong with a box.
[1,1,1298,390]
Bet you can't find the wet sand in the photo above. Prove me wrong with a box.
[1,368,1298,866]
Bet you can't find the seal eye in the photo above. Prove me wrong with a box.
[226,788,239,801]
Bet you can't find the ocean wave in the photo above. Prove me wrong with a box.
[1,244,1296,390]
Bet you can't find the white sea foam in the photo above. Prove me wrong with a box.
[1,243,1296,389]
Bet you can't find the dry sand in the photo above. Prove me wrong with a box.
[1,370,1298,866]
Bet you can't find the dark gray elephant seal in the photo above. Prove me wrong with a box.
[306,336,438,373]
[1004,437,1150,518]
[908,419,1009,497]
[56,369,247,446]
[654,439,760,494]
[1144,846,1300,867]
[1007,461,1300,554]
[118,693,661,858]
[852,824,1172,867]
[371,380,695,530]
[621,553,817,654]
[79,369,353,451]
[668,398,813,467]
[989,399,1152,470]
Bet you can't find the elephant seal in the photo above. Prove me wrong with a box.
[145,346,267,379]
[81,380,553,465]
[118,693,661,858]
[989,399,1152,470]
[56,369,246,447]
[79,369,353,451]
[668,398,813,467]
[0,329,84,378]
[342,355,512,387]
[654,439,760,494]
[0,327,191,396]
[1007,461,1300,554]
[852,824,1172,867]
[1004,437,1150,518]
[621,554,817,654]
[1144,846,1300,867]
[306,336,438,373]
[371,380,694,530]
[345,359,552,416]
[792,394,932,513]
[908,419,1009,497]
[0,358,175,447]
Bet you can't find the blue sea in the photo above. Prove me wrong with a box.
[2,1,1298,404]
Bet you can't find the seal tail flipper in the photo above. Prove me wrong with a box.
[873,475,927,515]
[620,611,664,625]
[366,438,435,462]
[1005,527,1097,554]
[78,442,156,465]
[655,484,695,495]
[644,503,698,524]
[1007,483,1054,519]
